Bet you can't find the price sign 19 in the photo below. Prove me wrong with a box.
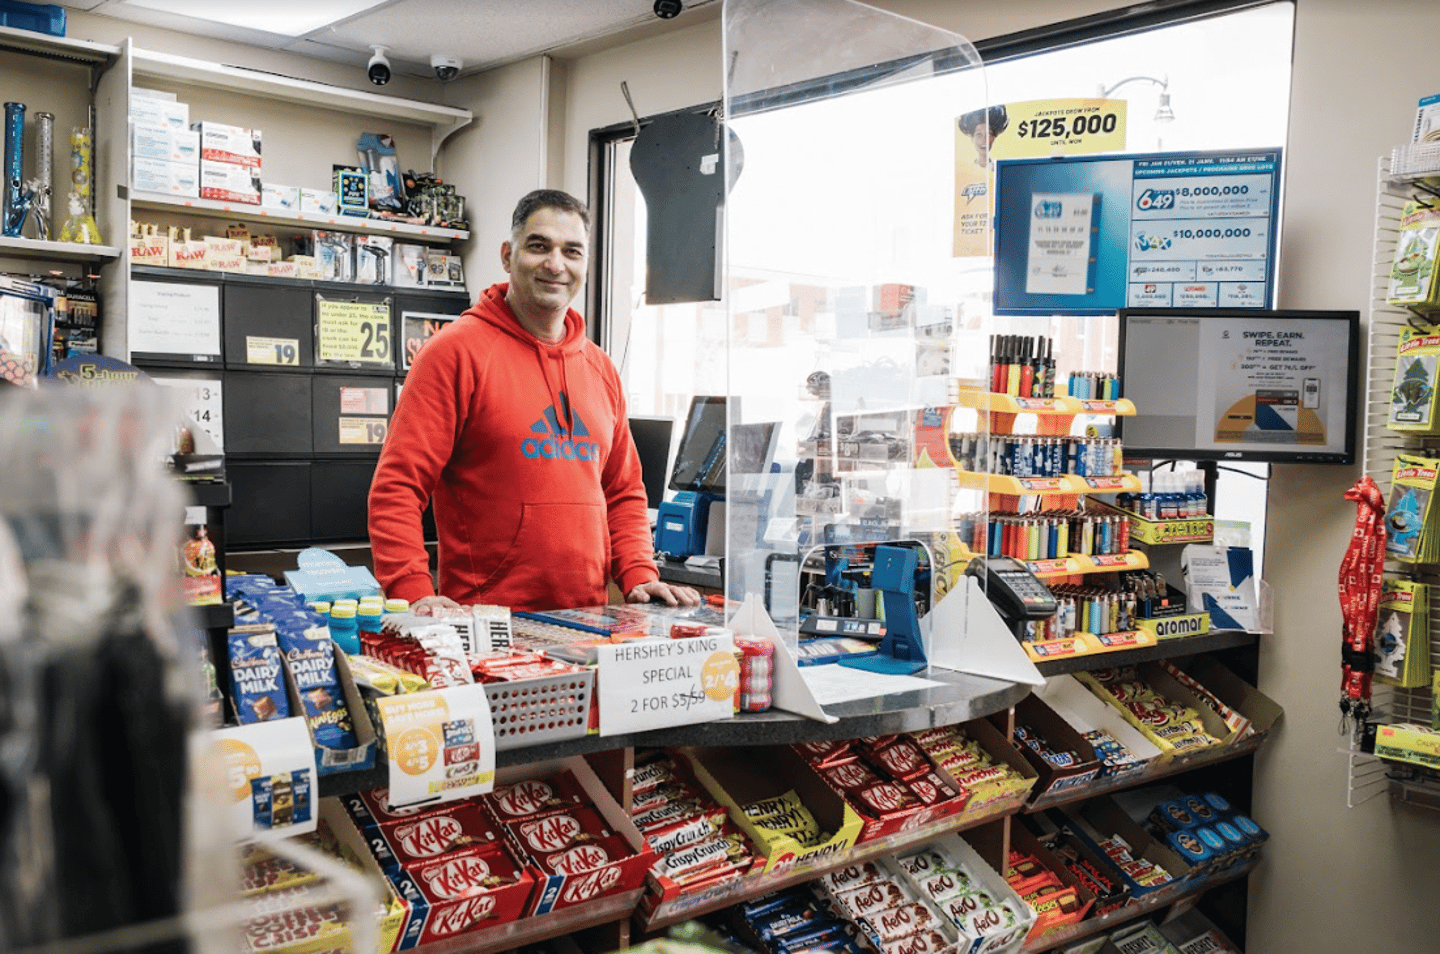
[245,336,300,366]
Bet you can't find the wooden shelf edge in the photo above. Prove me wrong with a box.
[1023,733,1269,813]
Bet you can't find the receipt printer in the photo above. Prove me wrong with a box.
[654,491,715,558]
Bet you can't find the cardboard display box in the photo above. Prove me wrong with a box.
[969,823,1096,944]
[1058,795,1195,899]
[891,830,1038,954]
[279,644,376,776]
[682,745,863,875]
[933,718,1040,819]
[491,755,656,915]
[996,696,1104,798]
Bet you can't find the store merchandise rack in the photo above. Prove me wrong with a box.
[1354,154,1440,808]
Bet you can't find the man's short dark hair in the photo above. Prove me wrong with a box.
[511,189,590,235]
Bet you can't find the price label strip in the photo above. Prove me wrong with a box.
[594,633,738,736]
[372,684,496,810]
[316,297,393,366]
[206,717,318,842]
[246,335,300,366]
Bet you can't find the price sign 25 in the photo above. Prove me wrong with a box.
[317,297,394,366]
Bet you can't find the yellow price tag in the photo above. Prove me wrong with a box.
[339,416,388,445]
[245,336,299,365]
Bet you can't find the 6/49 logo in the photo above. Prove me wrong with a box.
[1136,188,1175,211]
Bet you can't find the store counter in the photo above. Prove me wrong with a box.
[317,663,1030,797]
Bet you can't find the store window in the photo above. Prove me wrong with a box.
[593,0,1294,563]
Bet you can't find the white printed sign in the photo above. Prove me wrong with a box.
[130,280,221,356]
[372,684,496,809]
[206,718,317,842]
[594,634,738,735]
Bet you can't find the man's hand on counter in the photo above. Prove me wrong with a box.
[411,594,464,615]
[626,580,702,607]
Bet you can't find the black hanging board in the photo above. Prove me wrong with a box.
[629,111,743,304]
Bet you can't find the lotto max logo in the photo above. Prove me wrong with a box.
[1134,233,1173,252]
[522,399,600,461]
[1135,188,1176,211]
[1032,199,1063,219]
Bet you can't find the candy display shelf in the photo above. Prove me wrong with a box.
[1021,862,1257,954]
[636,796,1021,931]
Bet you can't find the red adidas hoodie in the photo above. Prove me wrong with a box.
[368,283,658,611]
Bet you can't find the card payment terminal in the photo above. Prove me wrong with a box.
[966,556,1058,638]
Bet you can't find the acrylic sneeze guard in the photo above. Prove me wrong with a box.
[720,0,1041,687]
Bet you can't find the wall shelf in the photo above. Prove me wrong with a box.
[130,192,468,243]
[0,234,119,263]
[0,24,118,64]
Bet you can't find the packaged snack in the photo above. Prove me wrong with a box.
[228,624,291,724]
[273,618,356,750]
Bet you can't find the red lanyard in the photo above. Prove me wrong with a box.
[1339,476,1386,730]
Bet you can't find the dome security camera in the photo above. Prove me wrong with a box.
[367,46,391,86]
[654,0,683,17]
[431,53,462,82]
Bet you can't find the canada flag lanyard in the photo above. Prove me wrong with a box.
[1339,475,1386,735]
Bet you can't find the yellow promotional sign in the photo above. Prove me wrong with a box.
[316,298,392,365]
[953,98,1129,258]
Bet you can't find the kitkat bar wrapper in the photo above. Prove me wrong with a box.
[388,846,535,945]
[367,800,502,870]
[483,771,587,820]
[341,787,442,826]
[408,844,526,897]
[507,807,611,856]
[532,834,635,875]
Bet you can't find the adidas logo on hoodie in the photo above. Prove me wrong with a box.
[521,397,600,461]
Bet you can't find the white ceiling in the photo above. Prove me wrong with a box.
[63,0,720,80]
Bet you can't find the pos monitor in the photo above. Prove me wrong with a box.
[1116,307,1360,465]
[655,396,779,557]
[627,415,675,519]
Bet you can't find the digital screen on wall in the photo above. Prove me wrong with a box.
[1117,308,1359,465]
[993,148,1283,316]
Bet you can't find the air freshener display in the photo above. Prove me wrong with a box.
[1387,200,1440,313]
[1389,323,1440,433]
[1373,578,1431,688]
[1384,454,1440,563]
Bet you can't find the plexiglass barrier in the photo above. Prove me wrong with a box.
[721,0,996,670]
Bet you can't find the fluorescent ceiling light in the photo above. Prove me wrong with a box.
[119,0,389,37]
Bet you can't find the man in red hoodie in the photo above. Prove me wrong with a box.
[368,189,700,614]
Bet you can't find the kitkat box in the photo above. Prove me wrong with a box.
[386,843,535,946]
[322,799,533,950]
[486,756,656,915]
